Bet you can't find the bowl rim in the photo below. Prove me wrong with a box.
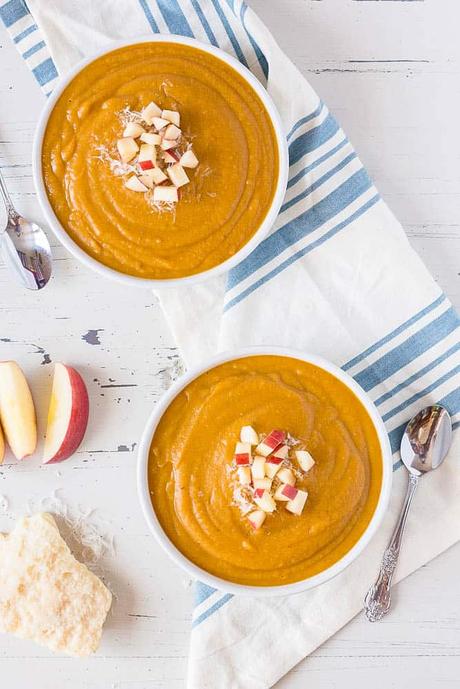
[32,34,289,288]
[137,346,393,597]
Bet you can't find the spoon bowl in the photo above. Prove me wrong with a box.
[400,404,452,476]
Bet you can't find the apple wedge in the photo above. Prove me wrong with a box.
[0,361,37,460]
[43,363,89,464]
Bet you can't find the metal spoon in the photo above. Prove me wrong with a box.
[364,404,452,621]
[0,167,52,289]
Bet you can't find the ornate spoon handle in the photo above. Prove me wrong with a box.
[364,473,419,621]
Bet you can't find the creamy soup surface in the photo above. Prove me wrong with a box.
[148,355,383,586]
[42,42,279,279]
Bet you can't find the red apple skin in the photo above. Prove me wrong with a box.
[44,365,89,464]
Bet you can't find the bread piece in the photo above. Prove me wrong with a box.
[0,512,112,656]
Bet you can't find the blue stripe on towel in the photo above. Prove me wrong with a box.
[137,0,160,32]
[374,343,460,407]
[194,581,217,606]
[287,137,348,190]
[32,57,58,86]
[192,593,233,628]
[281,151,357,214]
[354,307,459,392]
[289,113,340,167]
[225,192,379,311]
[13,23,37,43]
[190,0,219,45]
[157,0,194,36]
[343,294,447,371]
[209,0,249,67]
[287,103,323,141]
[0,0,27,27]
[22,40,45,59]
[240,2,268,78]
[227,167,373,291]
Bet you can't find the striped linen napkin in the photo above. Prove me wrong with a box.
[2,1,459,687]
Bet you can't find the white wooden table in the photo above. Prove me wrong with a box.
[1,2,459,687]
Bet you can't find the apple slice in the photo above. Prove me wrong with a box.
[149,167,168,185]
[277,467,296,486]
[251,455,266,481]
[274,484,290,502]
[153,186,178,203]
[117,137,138,163]
[162,109,180,126]
[271,444,289,460]
[286,489,308,516]
[152,117,170,131]
[265,460,282,479]
[43,363,89,464]
[164,124,181,140]
[248,510,266,530]
[253,477,272,491]
[141,101,162,125]
[161,138,179,151]
[237,466,251,486]
[180,150,199,169]
[281,484,298,500]
[139,160,155,171]
[162,150,180,164]
[138,143,156,164]
[125,176,148,192]
[254,489,276,513]
[0,361,36,460]
[123,122,145,138]
[140,132,161,146]
[167,164,189,188]
[234,441,251,466]
[240,425,259,445]
[256,429,286,457]
[138,174,155,189]
[296,450,315,473]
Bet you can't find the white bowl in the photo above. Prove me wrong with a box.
[32,35,289,288]
[137,347,392,597]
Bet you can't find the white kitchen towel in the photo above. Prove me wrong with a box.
[2,1,459,687]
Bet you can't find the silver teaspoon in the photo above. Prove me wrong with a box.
[0,167,52,290]
[364,404,452,622]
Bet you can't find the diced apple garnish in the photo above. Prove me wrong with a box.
[265,461,282,479]
[139,174,155,189]
[274,484,290,501]
[240,426,259,445]
[296,450,315,473]
[234,441,251,466]
[153,185,178,203]
[161,139,179,151]
[272,444,289,460]
[123,122,145,138]
[164,124,181,140]
[125,175,148,192]
[163,149,180,164]
[180,149,199,169]
[248,510,266,530]
[281,484,298,501]
[256,429,286,457]
[162,109,180,126]
[140,132,161,146]
[286,489,308,516]
[117,137,138,163]
[251,455,266,481]
[266,455,283,465]
[254,489,276,513]
[138,143,156,163]
[277,467,296,486]
[139,159,154,171]
[253,477,272,491]
[237,466,251,486]
[141,101,162,124]
[149,167,168,184]
[152,117,170,131]
[167,164,189,188]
